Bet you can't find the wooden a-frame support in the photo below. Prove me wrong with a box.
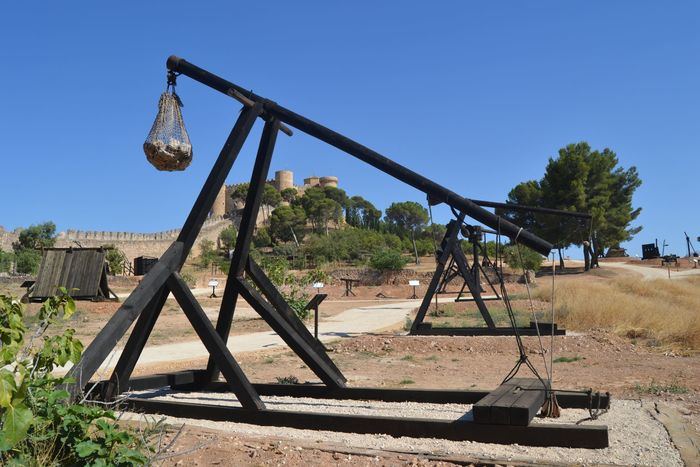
[64,56,606,448]
[409,217,565,336]
[67,105,345,408]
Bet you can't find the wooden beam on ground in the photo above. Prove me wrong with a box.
[125,397,609,448]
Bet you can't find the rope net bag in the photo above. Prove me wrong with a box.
[143,73,193,171]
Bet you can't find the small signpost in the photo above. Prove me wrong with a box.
[409,279,420,299]
[208,279,219,298]
[307,282,327,341]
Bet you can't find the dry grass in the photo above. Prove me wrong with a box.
[534,276,700,351]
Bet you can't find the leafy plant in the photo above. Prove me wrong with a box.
[369,249,407,271]
[275,375,300,385]
[0,291,161,464]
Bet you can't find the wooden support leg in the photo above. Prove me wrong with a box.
[246,258,345,382]
[410,218,463,333]
[234,278,346,388]
[167,273,264,410]
[102,286,169,400]
[206,118,280,380]
[453,246,496,329]
[65,242,184,397]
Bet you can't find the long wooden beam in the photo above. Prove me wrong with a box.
[165,56,553,257]
[125,397,608,448]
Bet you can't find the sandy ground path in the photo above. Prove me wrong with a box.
[601,261,700,280]
[62,299,420,375]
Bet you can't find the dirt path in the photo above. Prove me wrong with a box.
[61,299,419,375]
[602,261,700,280]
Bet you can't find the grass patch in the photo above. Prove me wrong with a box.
[275,375,300,385]
[399,378,415,385]
[553,355,584,363]
[359,350,380,358]
[634,379,689,395]
[534,275,700,350]
[425,355,438,361]
[400,355,414,361]
[263,357,275,364]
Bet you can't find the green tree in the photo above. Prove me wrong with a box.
[502,143,641,270]
[198,239,218,268]
[229,182,250,206]
[13,222,57,251]
[280,187,298,203]
[262,184,282,220]
[218,225,238,251]
[385,201,429,264]
[346,196,381,229]
[270,205,307,244]
[299,187,342,235]
[0,250,14,273]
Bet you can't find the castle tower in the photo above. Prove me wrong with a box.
[211,184,227,217]
[320,176,339,188]
[275,170,294,191]
[304,176,320,187]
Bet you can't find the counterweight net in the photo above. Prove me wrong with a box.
[143,74,192,171]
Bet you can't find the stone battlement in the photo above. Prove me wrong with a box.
[55,215,226,243]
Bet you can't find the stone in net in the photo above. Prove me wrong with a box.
[143,91,192,171]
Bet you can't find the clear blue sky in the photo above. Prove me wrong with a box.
[1,2,698,256]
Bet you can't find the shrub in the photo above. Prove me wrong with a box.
[0,250,14,273]
[218,225,237,251]
[197,239,218,268]
[103,245,127,275]
[253,228,272,248]
[14,249,41,275]
[369,249,407,271]
[0,291,161,464]
[502,244,543,272]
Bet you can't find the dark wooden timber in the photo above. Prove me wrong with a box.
[206,118,279,380]
[167,273,264,410]
[245,258,345,381]
[165,56,553,257]
[470,199,592,219]
[88,371,610,410]
[451,242,496,328]
[410,218,463,333]
[233,278,346,388]
[102,287,170,400]
[65,241,184,397]
[176,104,262,259]
[473,378,548,426]
[124,397,608,448]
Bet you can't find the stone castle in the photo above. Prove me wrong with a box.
[211,170,339,218]
[1,170,337,266]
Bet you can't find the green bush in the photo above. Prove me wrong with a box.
[0,291,161,464]
[103,246,127,275]
[369,249,407,271]
[0,250,14,273]
[14,249,41,275]
[253,228,272,248]
[502,244,544,272]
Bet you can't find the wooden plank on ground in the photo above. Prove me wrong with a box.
[473,378,548,426]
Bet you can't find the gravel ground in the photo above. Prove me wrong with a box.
[126,390,682,466]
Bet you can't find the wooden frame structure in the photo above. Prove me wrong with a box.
[66,56,609,448]
[29,247,118,302]
[410,203,591,336]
